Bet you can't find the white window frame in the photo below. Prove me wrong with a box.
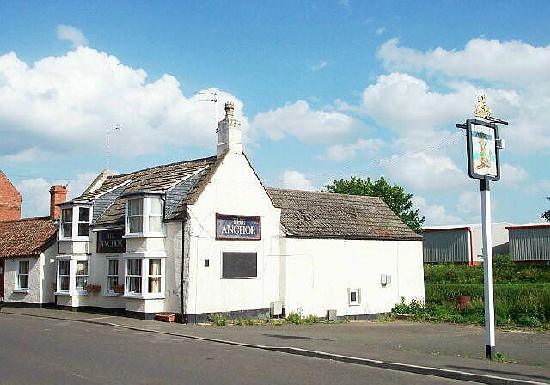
[123,254,165,299]
[55,256,89,296]
[59,205,92,241]
[56,258,71,294]
[75,260,89,293]
[105,257,120,296]
[124,196,165,238]
[348,288,361,306]
[16,260,30,291]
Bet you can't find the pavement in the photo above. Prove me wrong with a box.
[1,306,549,385]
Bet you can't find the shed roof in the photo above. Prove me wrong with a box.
[0,217,57,258]
[266,188,421,241]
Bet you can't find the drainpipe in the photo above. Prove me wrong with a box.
[180,206,187,323]
[467,227,474,266]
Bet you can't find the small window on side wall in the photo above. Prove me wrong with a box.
[17,260,29,290]
[222,252,257,279]
[348,288,360,306]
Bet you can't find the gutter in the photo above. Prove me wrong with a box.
[180,205,187,323]
[467,227,474,266]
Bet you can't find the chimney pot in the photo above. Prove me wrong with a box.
[49,185,68,220]
[224,101,235,117]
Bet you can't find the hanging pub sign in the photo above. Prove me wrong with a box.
[97,229,126,253]
[466,119,501,181]
[216,214,261,241]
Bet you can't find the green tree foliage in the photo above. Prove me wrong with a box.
[325,176,425,232]
[542,197,550,222]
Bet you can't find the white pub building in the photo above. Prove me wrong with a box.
[39,102,424,321]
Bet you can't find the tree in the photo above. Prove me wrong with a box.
[542,197,550,222]
[325,176,425,233]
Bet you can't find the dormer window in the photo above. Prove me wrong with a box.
[125,196,164,237]
[60,205,92,240]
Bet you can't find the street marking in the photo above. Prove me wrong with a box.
[1,310,547,385]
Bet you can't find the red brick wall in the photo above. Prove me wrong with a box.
[0,171,22,221]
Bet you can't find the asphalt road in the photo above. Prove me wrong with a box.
[0,313,473,385]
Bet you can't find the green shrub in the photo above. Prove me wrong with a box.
[303,314,320,324]
[208,313,227,326]
[286,310,303,325]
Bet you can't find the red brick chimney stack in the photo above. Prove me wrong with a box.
[49,185,68,220]
[0,171,22,221]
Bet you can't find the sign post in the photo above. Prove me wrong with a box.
[456,95,507,360]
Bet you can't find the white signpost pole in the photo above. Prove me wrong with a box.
[480,178,496,359]
[457,95,507,360]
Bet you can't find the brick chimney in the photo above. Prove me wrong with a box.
[49,185,67,220]
[0,171,22,221]
[217,101,242,156]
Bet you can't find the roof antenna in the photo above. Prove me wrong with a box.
[105,125,121,171]
[198,88,219,131]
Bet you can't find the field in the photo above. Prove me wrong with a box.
[393,256,550,328]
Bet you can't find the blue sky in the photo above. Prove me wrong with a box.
[1,0,549,225]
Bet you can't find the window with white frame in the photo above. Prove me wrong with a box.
[58,260,70,292]
[17,260,29,290]
[75,261,89,291]
[348,288,360,306]
[149,199,163,233]
[148,259,162,293]
[125,197,164,236]
[77,207,91,236]
[126,258,142,294]
[61,208,73,238]
[60,206,92,239]
[106,258,119,294]
[124,257,164,297]
[127,199,144,234]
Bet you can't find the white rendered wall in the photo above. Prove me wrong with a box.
[4,256,41,303]
[282,238,424,317]
[186,152,282,316]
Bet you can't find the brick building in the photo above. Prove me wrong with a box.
[0,171,22,221]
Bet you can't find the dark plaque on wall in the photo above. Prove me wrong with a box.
[222,252,257,278]
[97,229,126,253]
[216,214,261,241]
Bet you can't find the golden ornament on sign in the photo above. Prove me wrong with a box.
[474,94,492,119]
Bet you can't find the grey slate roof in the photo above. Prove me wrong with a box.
[266,188,422,241]
[71,156,219,228]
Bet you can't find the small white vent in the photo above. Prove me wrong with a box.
[381,274,392,286]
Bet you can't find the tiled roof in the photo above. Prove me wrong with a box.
[0,217,57,258]
[266,188,422,241]
[88,156,220,227]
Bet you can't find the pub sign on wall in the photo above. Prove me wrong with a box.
[216,214,261,241]
[97,229,126,253]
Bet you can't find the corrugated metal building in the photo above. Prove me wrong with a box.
[507,224,550,264]
[422,223,512,264]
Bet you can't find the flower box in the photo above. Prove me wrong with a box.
[85,284,102,294]
[155,312,176,323]
[113,284,125,294]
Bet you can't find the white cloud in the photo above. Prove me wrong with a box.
[15,178,52,217]
[382,152,467,191]
[280,170,315,191]
[413,195,461,225]
[323,138,384,161]
[456,191,480,219]
[2,147,48,162]
[361,73,473,134]
[56,25,88,48]
[310,61,328,71]
[378,38,550,85]
[501,163,528,185]
[15,172,97,217]
[252,100,360,142]
[375,38,550,153]
[0,48,247,157]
